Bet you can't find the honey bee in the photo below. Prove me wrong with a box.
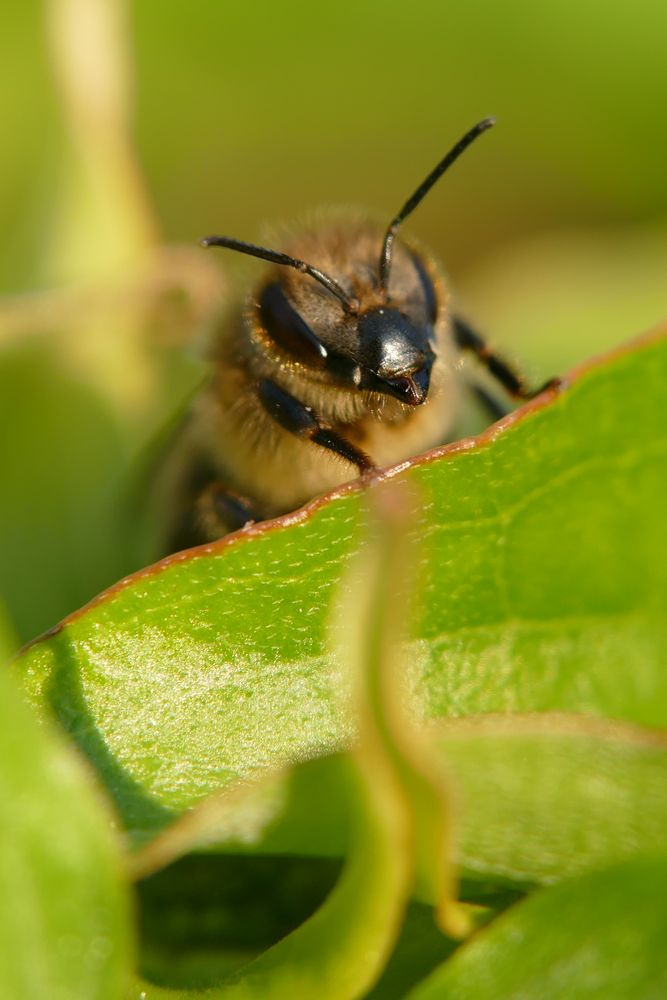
[170,118,555,546]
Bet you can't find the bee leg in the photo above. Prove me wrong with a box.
[469,383,510,422]
[257,378,375,473]
[196,482,262,537]
[453,315,560,399]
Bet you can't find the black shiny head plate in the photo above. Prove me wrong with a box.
[356,307,435,405]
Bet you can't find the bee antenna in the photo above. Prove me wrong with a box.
[201,236,356,313]
[379,116,496,292]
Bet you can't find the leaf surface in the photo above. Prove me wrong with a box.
[14,329,667,844]
[128,713,667,892]
[134,492,423,999]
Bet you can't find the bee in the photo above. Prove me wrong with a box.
[171,118,555,546]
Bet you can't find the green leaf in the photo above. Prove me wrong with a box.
[435,715,667,886]
[13,329,667,843]
[0,668,132,998]
[126,712,667,894]
[406,857,667,1000]
[134,494,425,999]
[134,753,410,999]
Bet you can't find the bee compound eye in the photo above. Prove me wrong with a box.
[258,283,328,368]
[410,252,439,324]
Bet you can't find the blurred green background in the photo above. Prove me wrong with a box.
[1,0,666,646]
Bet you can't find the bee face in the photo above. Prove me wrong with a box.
[171,117,553,544]
[254,228,439,408]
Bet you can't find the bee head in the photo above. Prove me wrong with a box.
[248,238,439,407]
[202,118,495,407]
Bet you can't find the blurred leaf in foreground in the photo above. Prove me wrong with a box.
[406,857,667,1000]
[0,668,132,997]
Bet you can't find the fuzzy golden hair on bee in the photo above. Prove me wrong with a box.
[164,117,557,549]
